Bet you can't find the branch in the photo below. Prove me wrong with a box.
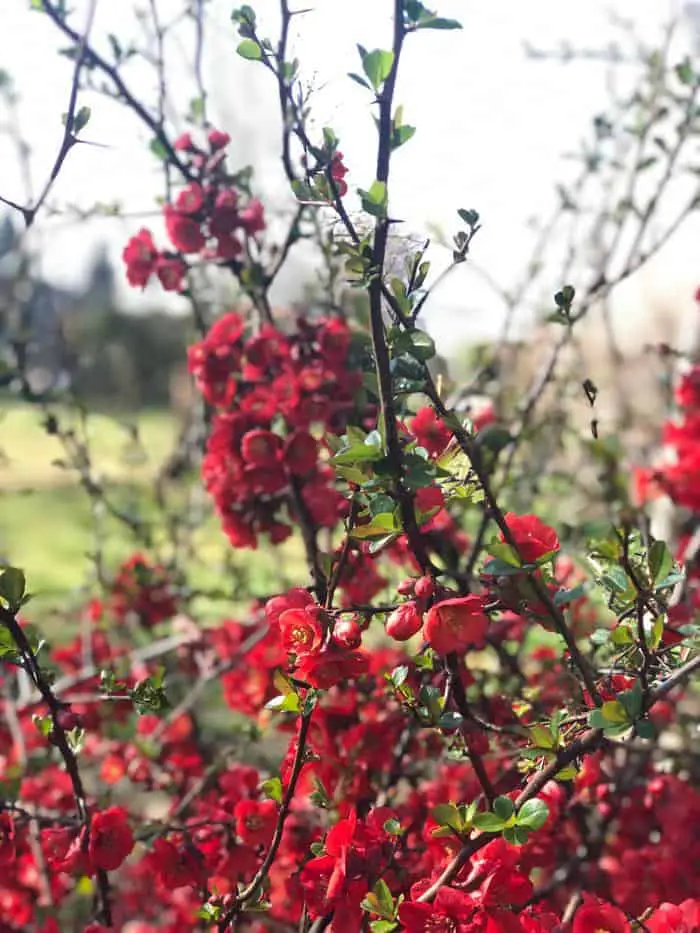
[1,0,98,227]
[0,607,112,925]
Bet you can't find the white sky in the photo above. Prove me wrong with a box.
[0,0,698,353]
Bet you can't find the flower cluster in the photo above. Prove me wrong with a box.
[636,362,700,511]
[188,312,364,548]
[122,129,265,293]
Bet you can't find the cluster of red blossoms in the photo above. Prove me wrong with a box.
[636,362,700,511]
[188,311,366,548]
[1,555,700,931]
[122,129,265,293]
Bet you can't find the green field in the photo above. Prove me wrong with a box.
[0,402,309,628]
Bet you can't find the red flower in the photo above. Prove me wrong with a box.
[149,837,207,890]
[240,429,283,467]
[332,618,362,650]
[173,131,194,151]
[0,814,15,866]
[386,601,423,641]
[175,182,204,215]
[210,188,239,235]
[215,233,242,258]
[572,900,630,933]
[122,228,158,288]
[283,431,318,475]
[399,887,474,931]
[415,484,444,516]
[155,255,187,292]
[235,799,278,847]
[647,899,700,932]
[411,407,452,457]
[501,513,559,564]
[265,587,315,625]
[319,319,351,363]
[330,152,349,197]
[423,595,489,654]
[164,204,206,253]
[42,827,88,874]
[295,645,369,689]
[208,128,231,150]
[239,198,266,235]
[89,807,134,872]
[279,606,325,655]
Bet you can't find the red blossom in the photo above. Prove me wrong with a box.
[148,837,207,890]
[89,807,134,872]
[294,645,369,689]
[411,406,452,457]
[386,601,423,641]
[279,606,326,654]
[423,594,489,654]
[500,513,560,564]
[122,228,158,288]
[235,799,278,847]
[0,814,15,866]
[572,900,630,933]
[164,204,206,253]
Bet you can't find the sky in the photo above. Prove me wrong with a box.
[0,0,698,355]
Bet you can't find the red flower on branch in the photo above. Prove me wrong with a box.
[500,513,560,564]
[89,807,134,873]
[423,594,489,654]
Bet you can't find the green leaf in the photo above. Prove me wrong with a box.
[516,798,549,830]
[502,825,530,846]
[601,700,630,724]
[372,879,395,918]
[72,105,91,134]
[675,59,696,86]
[493,796,515,821]
[635,720,655,740]
[149,138,169,161]
[472,812,507,832]
[458,208,480,227]
[265,693,301,713]
[359,180,388,217]
[600,566,630,594]
[262,777,283,803]
[393,329,436,362]
[368,533,399,554]
[351,513,401,540]
[361,48,395,89]
[0,568,26,610]
[391,123,416,150]
[369,494,396,516]
[383,817,404,836]
[487,542,520,567]
[432,802,461,828]
[370,921,397,933]
[618,681,643,720]
[237,38,263,60]
[348,72,372,90]
[528,725,556,750]
[332,442,383,466]
[130,672,169,715]
[417,16,461,29]
[648,540,673,586]
[554,284,576,309]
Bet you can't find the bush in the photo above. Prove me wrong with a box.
[0,3,699,932]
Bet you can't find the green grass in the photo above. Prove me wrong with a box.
[0,401,310,630]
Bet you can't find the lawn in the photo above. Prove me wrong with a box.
[0,401,310,629]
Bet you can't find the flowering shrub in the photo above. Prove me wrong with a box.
[1,2,700,932]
